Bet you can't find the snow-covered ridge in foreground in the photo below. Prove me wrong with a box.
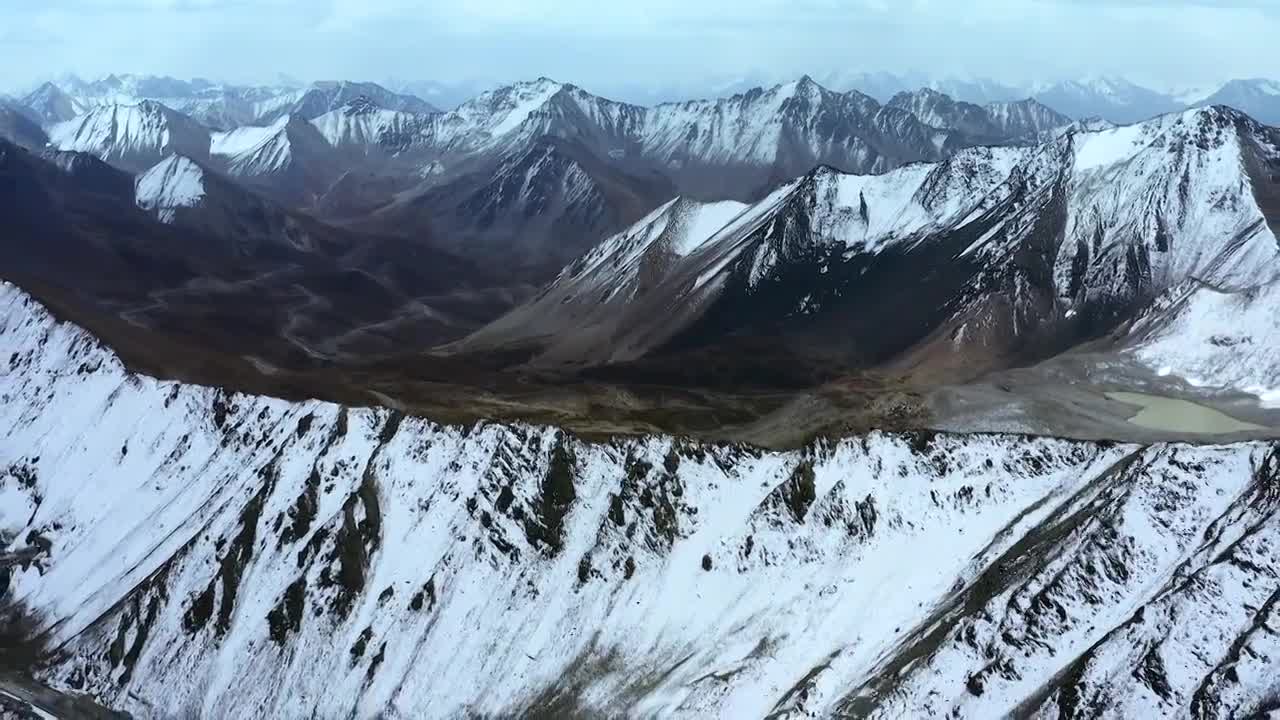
[2,281,1279,719]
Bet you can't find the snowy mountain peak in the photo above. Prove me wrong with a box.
[1078,75,1135,96]
[256,81,437,124]
[46,101,212,172]
[773,75,830,102]
[1032,77,1183,123]
[1226,77,1280,97]
[212,113,330,180]
[20,81,83,125]
[904,86,949,101]
[465,105,1280,371]
[1195,79,1280,125]
[885,88,1070,142]
[134,154,206,223]
[457,78,566,131]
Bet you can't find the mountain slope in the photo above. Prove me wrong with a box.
[887,90,1070,143]
[258,81,436,124]
[0,137,509,366]
[134,155,207,223]
[386,135,676,278]
[984,98,1073,139]
[459,143,1026,372]
[887,88,1003,138]
[18,82,85,125]
[211,115,341,206]
[405,76,954,201]
[47,101,212,173]
[638,77,952,200]
[310,96,431,160]
[1123,274,1280,405]
[17,74,434,133]
[819,71,1024,106]
[2,281,1280,718]
[57,74,264,130]
[0,100,47,149]
[363,76,959,279]
[459,106,1280,384]
[1031,77,1183,124]
[1195,78,1280,125]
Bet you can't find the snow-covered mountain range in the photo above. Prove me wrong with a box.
[1194,78,1280,126]
[7,65,1280,720]
[14,72,1280,138]
[47,100,212,172]
[460,106,1280,393]
[4,269,1280,718]
[404,75,955,199]
[1028,77,1185,125]
[887,88,1071,143]
[15,74,436,131]
[621,72,1280,125]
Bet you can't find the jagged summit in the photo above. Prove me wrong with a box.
[888,88,1071,142]
[209,113,338,204]
[1195,78,1280,124]
[46,100,212,172]
[459,106,1280,382]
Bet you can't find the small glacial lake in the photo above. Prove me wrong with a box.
[1106,392,1267,434]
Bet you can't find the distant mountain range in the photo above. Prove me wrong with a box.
[12,75,1014,282]
[781,73,1280,126]
[16,74,436,130]
[457,106,1280,387]
[13,72,1280,131]
[11,70,1280,293]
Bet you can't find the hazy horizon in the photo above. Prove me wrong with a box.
[3,0,1278,99]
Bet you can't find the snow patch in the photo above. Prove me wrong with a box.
[210,115,289,156]
[671,200,750,256]
[134,155,205,223]
[1073,122,1150,172]
[1132,277,1280,409]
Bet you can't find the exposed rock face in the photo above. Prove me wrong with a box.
[3,283,1280,718]
[459,106,1280,384]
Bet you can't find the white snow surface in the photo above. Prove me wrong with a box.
[3,281,1280,718]
[1072,120,1154,171]
[550,143,1025,309]
[210,116,288,157]
[442,77,566,146]
[46,100,210,168]
[211,115,310,176]
[309,106,420,150]
[134,155,206,223]
[410,75,944,189]
[1130,276,1280,408]
[1054,107,1280,295]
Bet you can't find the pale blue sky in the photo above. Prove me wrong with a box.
[1,0,1276,94]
